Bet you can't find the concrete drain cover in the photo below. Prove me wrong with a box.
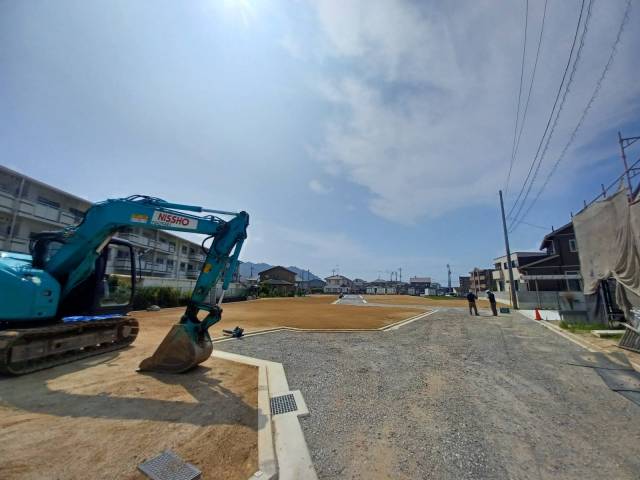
[138,450,201,480]
[270,393,297,415]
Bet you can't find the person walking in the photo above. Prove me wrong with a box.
[487,290,498,316]
[466,291,479,316]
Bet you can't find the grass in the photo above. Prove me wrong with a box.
[558,320,622,333]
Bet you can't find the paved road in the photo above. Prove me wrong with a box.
[217,308,640,479]
[334,294,367,305]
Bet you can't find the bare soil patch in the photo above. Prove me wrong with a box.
[135,295,422,338]
[0,314,258,480]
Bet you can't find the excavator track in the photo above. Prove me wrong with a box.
[0,316,139,375]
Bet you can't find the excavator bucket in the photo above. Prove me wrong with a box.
[138,324,213,374]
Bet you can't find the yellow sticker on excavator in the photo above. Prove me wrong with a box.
[203,263,212,273]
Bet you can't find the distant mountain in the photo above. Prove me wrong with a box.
[238,261,321,281]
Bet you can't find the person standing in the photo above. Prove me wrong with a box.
[487,290,498,316]
[466,291,479,316]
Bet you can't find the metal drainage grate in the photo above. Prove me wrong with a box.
[270,393,297,415]
[138,450,201,480]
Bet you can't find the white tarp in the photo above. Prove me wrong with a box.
[573,187,640,325]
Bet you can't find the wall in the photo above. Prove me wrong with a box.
[494,290,586,310]
[140,276,248,301]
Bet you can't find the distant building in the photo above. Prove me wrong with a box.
[458,276,471,295]
[408,276,431,296]
[352,278,367,294]
[469,268,494,294]
[519,222,582,292]
[492,252,547,294]
[324,275,353,294]
[366,278,397,295]
[259,266,296,296]
[297,278,327,292]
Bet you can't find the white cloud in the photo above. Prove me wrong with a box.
[310,0,640,224]
[308,178,331,194]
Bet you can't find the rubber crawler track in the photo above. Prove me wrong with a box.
[0,316,139,375]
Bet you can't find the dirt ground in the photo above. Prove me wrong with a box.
[135,295,422,338]
[0,315,258,480]
[363,294,490,308]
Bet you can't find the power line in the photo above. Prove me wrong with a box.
[510,0,549,184]
[510,0,595,227]
[518,220,550,230]
[506,0,589,222]
[510,0,633,232]
[505,0,530,195]
[509,0,595,230]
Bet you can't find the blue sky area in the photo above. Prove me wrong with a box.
[2,0,639,284]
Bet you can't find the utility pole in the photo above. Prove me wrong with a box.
[447,264,452,291]
[618,131,640,198]
[499,190,518,309]
[399,267,402,283]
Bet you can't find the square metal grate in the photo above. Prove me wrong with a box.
[138,450,201,480]
[270,393,298,415]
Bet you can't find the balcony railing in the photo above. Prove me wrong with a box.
[0,191,84,226]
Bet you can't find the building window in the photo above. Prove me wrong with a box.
[181,245,188,254]
[511,260,517,268]
[69,207,84,220]
[157,257,165,265]
[37,196,60,209]
[167,259,174,269]
[180,262,186,271]
[569,239,577,252]
[503,262,507,269]
[548,241,555,254]
[116,249,128,259]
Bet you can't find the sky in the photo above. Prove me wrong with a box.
[1,0,640,284]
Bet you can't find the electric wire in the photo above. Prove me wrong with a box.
[505,0,529,195]
[510,0,633,233]
[506,0,588,222]
[510,0,549,183]
[509,0,595,230]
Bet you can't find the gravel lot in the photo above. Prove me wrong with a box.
[217,308,640,479]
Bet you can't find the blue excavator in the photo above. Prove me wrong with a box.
[0,195,249,375]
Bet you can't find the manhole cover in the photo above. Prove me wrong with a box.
[138,450,201,480]
[270,393,297,415]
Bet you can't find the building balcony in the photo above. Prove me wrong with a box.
[1,236,30,254]
[0,191,83,227]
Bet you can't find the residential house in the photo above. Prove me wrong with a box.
[324,275,353,294]
[519,222,582,292]
[408,276,431,296]
[492,252,547,294]
[366,278,396,295]
[352,278,367,294]
[259,266,296,296]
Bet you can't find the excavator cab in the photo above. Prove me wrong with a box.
[52,237,137,318]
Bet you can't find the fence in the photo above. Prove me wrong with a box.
[493,290,586,310]
[139,276,248,302]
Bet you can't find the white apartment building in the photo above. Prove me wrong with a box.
[492,251,547,294]
[0,165,206,280]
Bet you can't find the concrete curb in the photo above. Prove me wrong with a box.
[213,310,437,344]
[520,314,640,372]
[212,351,318,480]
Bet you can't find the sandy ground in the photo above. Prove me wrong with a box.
[134,295,422,338]
[364,294,490,308]
[0,314,258,480]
